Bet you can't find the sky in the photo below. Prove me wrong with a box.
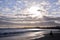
[0,0,60,28]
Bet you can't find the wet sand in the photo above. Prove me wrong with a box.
[33,33,60,40]
[0,32,44,40]
[0,29,60,40]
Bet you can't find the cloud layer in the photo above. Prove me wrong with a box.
[0,0,60,28]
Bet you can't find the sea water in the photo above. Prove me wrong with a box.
[0,28,60,40]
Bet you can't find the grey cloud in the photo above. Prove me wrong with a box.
[0,15,60,27]
[43,16,60,21]
[0,0,60,28]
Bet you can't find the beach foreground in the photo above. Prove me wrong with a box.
[33,33,60,40]
[0,29,60,40]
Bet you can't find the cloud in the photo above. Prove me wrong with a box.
[2,8,11,12]
[42,16,60,24]
[56,0,60,5]
[16,0,21,3]
[0,0,60,28]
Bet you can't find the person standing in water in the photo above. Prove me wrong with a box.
[50,31,53,37]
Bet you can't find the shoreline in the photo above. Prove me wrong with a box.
[33,33,60,40]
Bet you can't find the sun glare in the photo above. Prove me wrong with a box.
[28,6,44,18]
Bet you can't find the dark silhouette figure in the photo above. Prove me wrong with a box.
[49,31,53,37]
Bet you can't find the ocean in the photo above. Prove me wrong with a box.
[0,28,60,40]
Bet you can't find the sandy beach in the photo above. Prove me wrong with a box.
[0,29,60,40]
[33,33,60,40]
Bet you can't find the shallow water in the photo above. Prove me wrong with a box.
[0,28,60,40]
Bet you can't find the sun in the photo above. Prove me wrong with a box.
[28,6,44,18]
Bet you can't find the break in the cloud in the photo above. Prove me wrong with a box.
[0,0,60,28]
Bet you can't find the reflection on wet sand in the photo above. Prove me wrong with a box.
[0,29,60,40]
